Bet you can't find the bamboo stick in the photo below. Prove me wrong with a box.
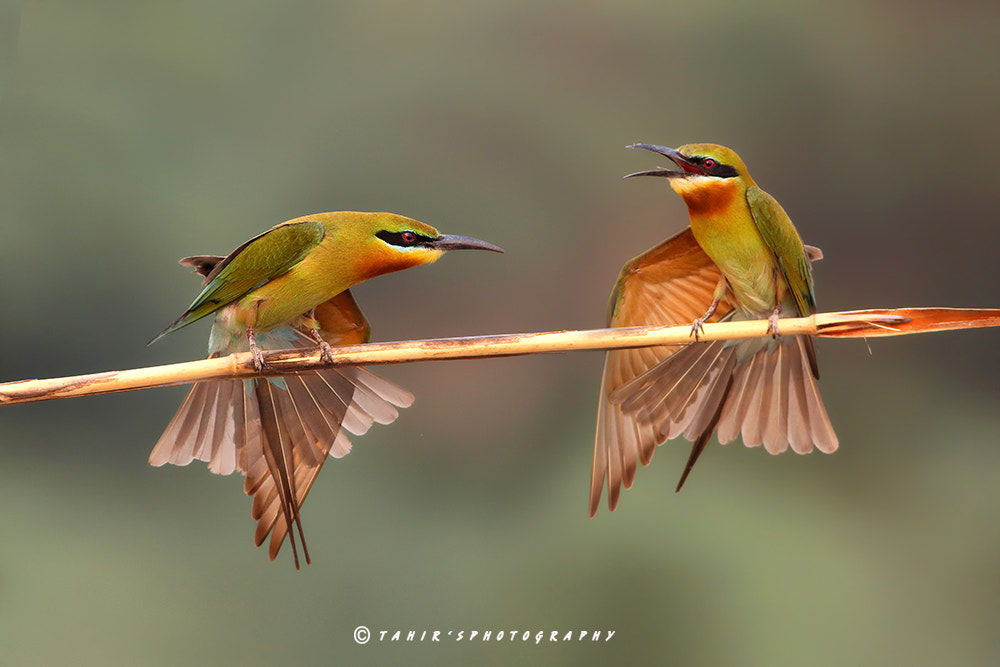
[2,307,998,406]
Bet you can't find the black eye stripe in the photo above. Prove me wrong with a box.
[376,229,436,248]
[693,157,739,178]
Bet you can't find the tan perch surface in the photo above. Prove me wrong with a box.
[2,307,999,406]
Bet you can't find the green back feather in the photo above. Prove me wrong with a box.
[150,220,325,343]
[745,185,816,316]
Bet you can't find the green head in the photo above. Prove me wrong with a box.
[309,211,503,282]
[625,142,756,207]
[625,143,752,181]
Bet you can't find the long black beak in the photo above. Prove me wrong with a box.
[624,143,695,179]
[431,234,504,253]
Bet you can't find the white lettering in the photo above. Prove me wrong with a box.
[369,627,614,644]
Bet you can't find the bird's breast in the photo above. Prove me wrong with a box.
[219,241,356,336]
[688,202,780,317]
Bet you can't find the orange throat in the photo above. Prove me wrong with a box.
[670,177,740,219]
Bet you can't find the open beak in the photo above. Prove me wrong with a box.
[624,143,700,179]
[431,234,504,253]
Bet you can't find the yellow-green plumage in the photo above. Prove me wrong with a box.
[152,212,454,344]
[590,144,836,516]
[150,211,502,567]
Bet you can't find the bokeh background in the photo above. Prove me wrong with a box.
[2,1,999,664]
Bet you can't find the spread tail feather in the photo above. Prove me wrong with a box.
[607,334,837,495]
[150,330,413,566]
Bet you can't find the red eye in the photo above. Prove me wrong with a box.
[703,158,716,169]
[401,231,416,243]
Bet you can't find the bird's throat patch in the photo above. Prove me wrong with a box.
[670,177,739,218]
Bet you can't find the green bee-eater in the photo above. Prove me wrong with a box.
[590,144,837,516]
[150,211,502,566]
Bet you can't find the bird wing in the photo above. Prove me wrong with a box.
[607,226,731,329]
[179,256,371,344]
[745,185,816,316]
[311,289,372,345]
[152,220,326,341]
[590,227,733,516]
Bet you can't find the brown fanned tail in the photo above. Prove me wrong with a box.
[150,328,413,566]
[611,335,837,494]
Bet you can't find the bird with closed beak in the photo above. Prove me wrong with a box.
[150,211,503,566]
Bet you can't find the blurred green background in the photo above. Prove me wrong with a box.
[2,1,999,664]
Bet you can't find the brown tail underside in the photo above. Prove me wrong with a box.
[591,334,837,516]
[150,332,413,567]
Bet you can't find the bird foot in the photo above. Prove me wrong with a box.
[767,309,782,338]
[250,343,266,372]
[689,316,709,342]
[689,298,720,342]
[316,340,335,364]
[247,326,266,372]
[304,318,336,364]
